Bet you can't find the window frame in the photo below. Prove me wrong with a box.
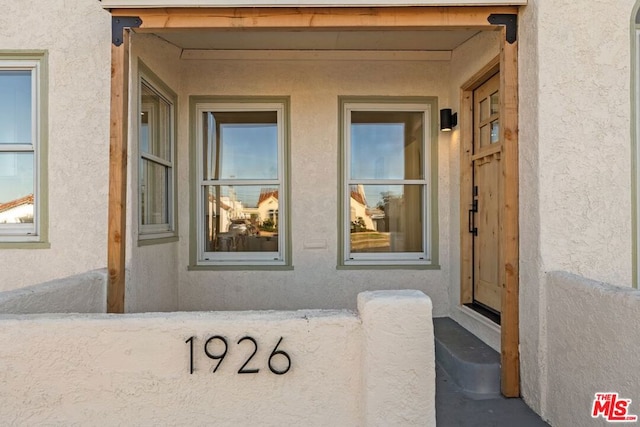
[339,97,438,268]
[137,63,177,243]
[190,97,291,269]
[0,52,48,247]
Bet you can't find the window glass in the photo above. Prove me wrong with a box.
[349,184,423,253]
[342,100,432,265]
[140,159,168,225]
[138,76,175,238]
[350,111,423,180]
[0,152,34,224]
[195,101,287,266]
[0,70,31,144]
[202,185,279,253]
[203,111,278,180]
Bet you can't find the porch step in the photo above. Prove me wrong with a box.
[433,317,501,399]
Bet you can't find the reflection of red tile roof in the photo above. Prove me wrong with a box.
[0,194,34,213]
[350,191,366,206]
[258,189,278,205]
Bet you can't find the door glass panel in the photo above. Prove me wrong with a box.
[0,70,32,144]
[490,120,500,144]
[490,91,499,115]
[0,152,34,223]
[203,185,278,252]
[479,98,489,122]
[350,111,423,180]
[480,124,490,147]
[203,111,278,181]
[349,184,423,253]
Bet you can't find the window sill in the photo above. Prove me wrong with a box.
[188,264,294,271]
[138,235,179,246]
[0,241,51,249]
[336,264,441,270]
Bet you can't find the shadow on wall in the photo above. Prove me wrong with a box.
[0,269,107,314]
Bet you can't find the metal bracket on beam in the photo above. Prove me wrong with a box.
[112,16,142,46]
[488,14,517,44]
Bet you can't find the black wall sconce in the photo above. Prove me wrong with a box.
[440,108,458,131]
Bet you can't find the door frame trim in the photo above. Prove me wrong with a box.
[460,49,519,397]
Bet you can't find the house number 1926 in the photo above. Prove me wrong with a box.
[185,335,291,375]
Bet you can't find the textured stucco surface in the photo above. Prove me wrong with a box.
[0,270,106,314]
[517,0,635,416]
[359,290,436,426]
[535,0,633,286]
[172,44,452,313]
[0,291,435,426]
[125,34,183,313]
[518,0,546,414]
[545,271,640,427]
[0,0,111,291]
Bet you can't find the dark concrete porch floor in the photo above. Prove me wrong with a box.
[436,364,551,426]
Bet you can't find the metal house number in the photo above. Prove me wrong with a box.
[185,335,292,375]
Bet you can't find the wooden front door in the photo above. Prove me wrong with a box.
[471,72,502,315]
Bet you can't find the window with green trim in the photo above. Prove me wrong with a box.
[0,53,47,244]
[193,99,289,266]
[340,99,436,266]
[138,69,176,240]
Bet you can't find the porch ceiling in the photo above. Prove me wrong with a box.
[147,28,482,51]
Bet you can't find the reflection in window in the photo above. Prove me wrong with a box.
[195,101,287,265]
[139,75,175,238]
[342,101,432,265]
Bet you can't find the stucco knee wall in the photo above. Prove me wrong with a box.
[0,290,434,426]
[0,269,107,314]
[544,271,640,426]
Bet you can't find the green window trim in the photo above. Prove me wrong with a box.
[137,61,179,244]
[189,96,292,268]
[0,51,48,248]
[337,96,439,268]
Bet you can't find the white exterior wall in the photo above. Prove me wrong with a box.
[0,0,111,291]
[125,34,183,312]
[0,290,435,426]
[176,52,452,313]
[535,0,633,286]
[517,0,636,420]
[545,272,640,427]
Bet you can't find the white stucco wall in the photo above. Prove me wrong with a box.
[0,290,435,426]
[545,272,640,426]
[125,34,183,313]
[535,0,633,286]
[0,270,107,314]
[517,0,636,416]
[0,0,111,291]
[173,48,452,313]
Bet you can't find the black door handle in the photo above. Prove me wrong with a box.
[468,200,478,236]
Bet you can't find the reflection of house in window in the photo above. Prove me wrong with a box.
[350,185,375,231]
[0,194,34,224]
[257,188,278,228]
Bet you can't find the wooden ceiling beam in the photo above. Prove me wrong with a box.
[110,6,518,30]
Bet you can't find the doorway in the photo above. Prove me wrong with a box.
[470,71,502,321]
[459,53,519,396]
